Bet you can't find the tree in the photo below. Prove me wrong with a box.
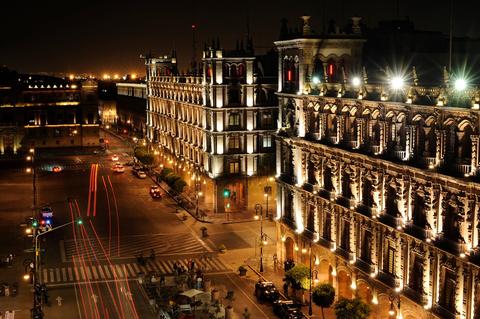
[285,264,310,290]
[334,298,371,319]
[312,284,335,319]
[172,179,187,193]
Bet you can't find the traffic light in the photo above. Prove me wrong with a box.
[76,218,83,225]
[32,219,38,228]
[223,189,231,198]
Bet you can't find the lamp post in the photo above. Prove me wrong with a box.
[388,292,402,318]
[34,218,84,287]
[264,177,274,218]
[254,204,266,273]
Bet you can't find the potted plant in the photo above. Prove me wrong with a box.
[334,298,371,319]
[218,244,226,253]
[238,265,248,276]
[312,283,335,319]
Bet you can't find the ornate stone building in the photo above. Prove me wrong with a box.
[275,17,480,319]
[145,48,278,215]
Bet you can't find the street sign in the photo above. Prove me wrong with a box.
[56,296,63,306]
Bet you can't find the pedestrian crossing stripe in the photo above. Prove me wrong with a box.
[41,257,230,284]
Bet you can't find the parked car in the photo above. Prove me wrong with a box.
[255,281,280,302]
[273,300,302,318]
[125,160,135,166]
[132,165,142,173]
[150,185,162,199]
[111,154,119,161]
[137,170,147,179]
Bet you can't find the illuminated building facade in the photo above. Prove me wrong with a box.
[115,82,147,137]
[0,74,99,155]
[275,16,480,319]
[145,48,278,215]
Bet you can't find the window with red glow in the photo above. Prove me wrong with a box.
[287,70,292,81]
[208,67,212,77]
[328,64,334,76]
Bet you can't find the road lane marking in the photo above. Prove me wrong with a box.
[103,265,112,279]
[126,264,136,277]
[97,265,106,279]
[61,268,67,281]
[85,267,92,280]
[91,266,99,280]
[56,268,61,281]
[132,263,141,273]
[50,269,55,283]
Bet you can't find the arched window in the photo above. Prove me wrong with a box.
[237,63,245,76]
[230,64,237,77]
[327,59,336,82]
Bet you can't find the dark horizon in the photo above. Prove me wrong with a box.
[2,0,479,75]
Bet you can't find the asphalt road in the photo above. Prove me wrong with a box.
[0,131,278,319]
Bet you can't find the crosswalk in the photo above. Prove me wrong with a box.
[41,256,230,285]
[62,233,209,261]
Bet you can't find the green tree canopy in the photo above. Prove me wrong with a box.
[334,298,371,319]
[312,283,335,319]
[285,264,310,290]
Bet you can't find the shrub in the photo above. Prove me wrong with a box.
[334,298,371,319]
[160,168,173,179]
[172,179,187,193]
[285,265,310,290]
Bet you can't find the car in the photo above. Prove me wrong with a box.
[137,170,147,179]
[150,185,162,199]
[113,164,125,173]
[52,166,62,173]
[125,160,134,166]
[132,165,142,172]
[273,300,302,318]
[111,154,119,161]
[255,281,280,302]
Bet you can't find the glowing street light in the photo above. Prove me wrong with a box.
[454,78,467,91]
[352,76,361,87]
[312,76,320,84]
[390,76,404,90]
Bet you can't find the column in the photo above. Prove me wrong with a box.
[349,213,356,259]
[471,135,479,175]
[395,236,403,289]
[423,248,432,307]
[455,263,464,319]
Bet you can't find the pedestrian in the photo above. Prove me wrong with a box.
[242,307,250,319]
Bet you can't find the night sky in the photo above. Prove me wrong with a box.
[1,0,479,75]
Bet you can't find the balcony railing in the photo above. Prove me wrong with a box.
[455,163,471,176]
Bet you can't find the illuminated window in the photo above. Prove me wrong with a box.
[228,136,240,150]
[263,135,272,148]
[229,161,240,174]
[228,113,240,126]
[287,70,292,81]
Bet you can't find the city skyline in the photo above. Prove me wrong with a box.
[2,0,479,74]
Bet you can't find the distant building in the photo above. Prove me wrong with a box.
[0,70,100,155]
[145,46,278,215]
[115,81,147,137]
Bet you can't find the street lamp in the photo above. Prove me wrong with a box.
[388,292,402,318]
[33,217,85,287]
[255,204,266,273]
